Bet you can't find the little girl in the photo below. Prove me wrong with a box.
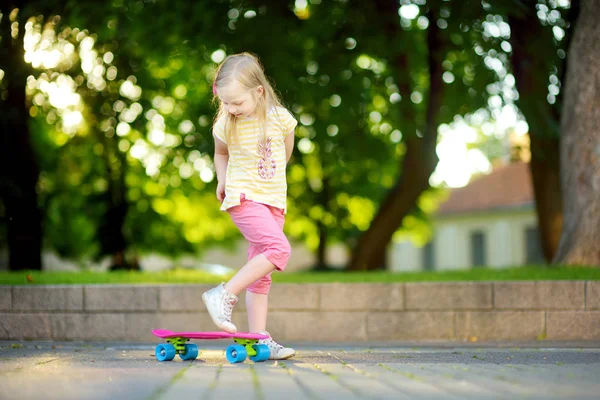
[202,53,297,360]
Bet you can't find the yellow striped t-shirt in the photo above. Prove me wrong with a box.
[213,106,297,213]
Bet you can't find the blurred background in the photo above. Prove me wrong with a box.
[0,0,591,275]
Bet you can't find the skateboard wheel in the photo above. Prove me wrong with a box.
[155,344,176,361]
[249,344,270,362]
[226,344,247,363]
[179,344,198,361]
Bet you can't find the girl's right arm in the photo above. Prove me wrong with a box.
[214,136,229,202]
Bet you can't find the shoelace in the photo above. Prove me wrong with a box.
[222,296,235,321]
[262,337,283,350]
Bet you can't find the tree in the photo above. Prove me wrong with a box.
[1,1,243,269]
[0,2,47,270]
[554,0,600,266]
[2,0,530,272]
[348,0,501,270]
[508,0,578,262]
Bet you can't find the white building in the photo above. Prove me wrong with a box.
[390,162,545,271]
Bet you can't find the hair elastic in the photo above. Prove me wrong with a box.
[212,81,217,96]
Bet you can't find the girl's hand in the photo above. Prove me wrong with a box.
[216,181,226,202]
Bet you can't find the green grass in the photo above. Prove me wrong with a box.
[0,265,598,285]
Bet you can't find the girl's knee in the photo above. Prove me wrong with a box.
[248,276,272,294]
[274,239,291,270]
[264,238,291,271]
[280,239,291,265]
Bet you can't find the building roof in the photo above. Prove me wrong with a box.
[436,162,535,216]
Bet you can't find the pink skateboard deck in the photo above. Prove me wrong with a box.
[152,329,271,363]
[152,329,269,340]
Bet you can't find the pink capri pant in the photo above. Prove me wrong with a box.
[227,194,291,294]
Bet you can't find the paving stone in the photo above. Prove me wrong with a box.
[209,363,256,399]
[318,362,401,399]
[287,362,360,399]
[252,363,313,400]
[153,364,216,399]
[0,343,599,400]
[359,364,462,399]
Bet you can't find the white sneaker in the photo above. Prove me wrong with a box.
[258,331,295,360]
[202,283,238,333]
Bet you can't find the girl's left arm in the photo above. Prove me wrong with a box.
[285,130,295,163]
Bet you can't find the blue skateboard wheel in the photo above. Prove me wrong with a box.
[249,344,270,362]
[180,344,198,361]
[226,344,247,363]
[155,344,176,361]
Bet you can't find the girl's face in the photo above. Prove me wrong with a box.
[217,80,264,119]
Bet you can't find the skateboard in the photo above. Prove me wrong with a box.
[152,329,271,363]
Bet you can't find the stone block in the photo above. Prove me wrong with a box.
[406,282,492,310]
[272,311,367,341]
[13,286,83,311]
[85,285,158,311]
[260,311,287,340]
[159,285,212,311]
[268,284,319,310]
[494,281,585,310]
[455,311,544,340]
[51,313,125,340]
[231,311,249,333]
[546,311,600,340]
[0,287,11,310]
[368,312,454,340]
[0,313,52,339]
[320,283,404,311]
[586,281,600,310]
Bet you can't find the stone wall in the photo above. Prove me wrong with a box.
[1,281,599,341]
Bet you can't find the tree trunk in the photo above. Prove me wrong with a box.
[98,132,131,271]
[508,6,569,262]
[553,0,600,266]
[315,221,328,269]
[313,177,330,270]
[348,7,445,271]
[0,6,42,270]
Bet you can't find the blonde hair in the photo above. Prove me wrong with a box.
[212,53,285,148]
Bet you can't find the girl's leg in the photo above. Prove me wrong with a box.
[244,245,271,332]
[243,204,285,332]
[203,198,288,333]
[246,291,269,332]
[224,254,276,296]
[224,200,289,296]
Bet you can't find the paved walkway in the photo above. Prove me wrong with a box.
[1,340,599,399]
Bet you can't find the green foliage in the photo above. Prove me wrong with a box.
[0,0,570,267]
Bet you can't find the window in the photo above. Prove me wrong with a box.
[422,241,434,271]
[525,226,545,263]
[470,230,486,267]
